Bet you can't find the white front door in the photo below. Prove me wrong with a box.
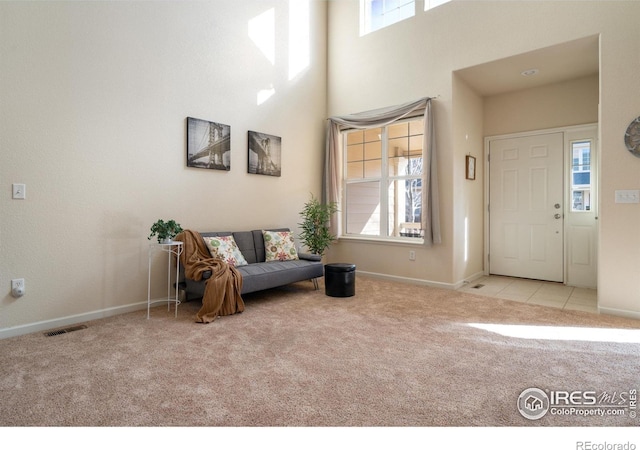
[489,132,564,282]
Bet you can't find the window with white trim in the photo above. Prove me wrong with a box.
[570,140,592,211]
[343,117,424,240]
[360,0,415,36]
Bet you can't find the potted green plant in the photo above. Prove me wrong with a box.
[298,194,338,257]
[148,219,184,244]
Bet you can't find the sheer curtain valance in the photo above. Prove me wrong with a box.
[324,97,441,245]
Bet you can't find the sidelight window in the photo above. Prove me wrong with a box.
[570,140,592,211]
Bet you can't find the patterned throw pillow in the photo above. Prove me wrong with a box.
[203,235,249,267]
[263,230,299,262]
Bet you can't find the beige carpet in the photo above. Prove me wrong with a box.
[0,275,638,427]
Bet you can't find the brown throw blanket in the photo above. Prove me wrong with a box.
[175,230,244,323]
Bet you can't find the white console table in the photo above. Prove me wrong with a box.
[147,241,183,319]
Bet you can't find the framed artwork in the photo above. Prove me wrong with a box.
[186,117,231,171]
[465,155,476,180]
[248,131,281,177]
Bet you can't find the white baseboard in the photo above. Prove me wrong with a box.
[598,306,640,321]
[356,270,457,290]
[0,302,148,340]
[354,270,487,291]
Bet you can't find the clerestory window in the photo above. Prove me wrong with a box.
[360,0,415,36]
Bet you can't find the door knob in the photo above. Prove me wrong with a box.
[554,213,562,219]
[554,203,561,209]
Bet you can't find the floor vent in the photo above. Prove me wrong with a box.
[472,284,485,289]
[44,324,87,337]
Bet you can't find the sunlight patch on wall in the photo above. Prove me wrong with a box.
[288,0,310,80]
[425,0,451,11]
[468,323,640,344]
[464,216,469,262]
[248,8,275,65]
[257,85,276,105]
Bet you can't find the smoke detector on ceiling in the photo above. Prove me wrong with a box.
[521,69,539,77]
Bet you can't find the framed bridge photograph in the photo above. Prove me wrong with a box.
[248,130,281,177]
[186,117,231,171]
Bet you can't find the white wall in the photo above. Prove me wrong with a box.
[483,75,599,137]
[452,75,484,284]
[0,0,328,335]
[327,1,640,318]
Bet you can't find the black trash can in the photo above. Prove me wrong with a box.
[324,263,356,297]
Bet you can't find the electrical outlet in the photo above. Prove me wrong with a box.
[409,250,416,261]
[11,278,24,290]
[11,278,25,298]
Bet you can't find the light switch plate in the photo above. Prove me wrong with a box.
[614,190,640,204]
[12,183,25,199]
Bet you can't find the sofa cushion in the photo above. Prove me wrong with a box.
[263,230,299,262]
[201,231,258,263]
[252,228,289,262]
[231,231,258,264]
[236,260,323,293]
[203,235,248,266]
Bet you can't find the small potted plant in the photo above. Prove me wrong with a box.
[298,194,338,257]
[148,219,184,244]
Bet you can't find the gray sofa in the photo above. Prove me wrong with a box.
[180,228,323,301]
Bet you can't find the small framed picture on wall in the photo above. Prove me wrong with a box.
[248,130,282,177]
[465,155,476,180]
[186,117,231,171]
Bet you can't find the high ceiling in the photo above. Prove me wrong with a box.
[455,35,600,97]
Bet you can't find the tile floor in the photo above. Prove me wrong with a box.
[458,275,598,314]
